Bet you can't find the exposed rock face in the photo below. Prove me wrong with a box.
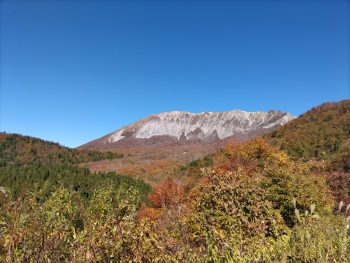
[80,110,295,149]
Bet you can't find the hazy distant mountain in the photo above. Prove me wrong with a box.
[80,109,295,150]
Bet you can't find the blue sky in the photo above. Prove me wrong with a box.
[1,0,349,147]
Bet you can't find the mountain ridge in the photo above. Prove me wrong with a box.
[80,109,295,150]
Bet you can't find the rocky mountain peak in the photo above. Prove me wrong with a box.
[80,109,295,149]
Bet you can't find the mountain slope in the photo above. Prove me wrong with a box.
[80,109,294,150]
[0,132,123,166]
[265,100,350,171]
[0,133,150,199]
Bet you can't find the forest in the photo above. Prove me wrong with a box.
[265,100,350,172]
[0,133,149,202]
[1,100,350,262]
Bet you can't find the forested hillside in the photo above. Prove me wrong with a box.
[0,132,123,166]
[0,133,150,201]
[265,100,350,172]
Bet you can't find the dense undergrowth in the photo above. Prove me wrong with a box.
[1,138,350,262]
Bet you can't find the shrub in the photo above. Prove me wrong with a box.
[181,168,289,261]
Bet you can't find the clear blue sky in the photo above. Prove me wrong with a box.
[1,0,349,147]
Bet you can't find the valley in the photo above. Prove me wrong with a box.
[79,140,229,185]
[78,109,294,185]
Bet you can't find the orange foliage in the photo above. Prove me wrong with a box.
[138,178,185,220]
[148,178,184,209]
[138,204,162,220]
[213,138,279,173]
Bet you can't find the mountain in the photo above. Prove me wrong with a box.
[80,109,294,150]
[265,100,350,172]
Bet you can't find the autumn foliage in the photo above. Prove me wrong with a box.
[265,99,350,172]
[1,132,350,261]
[148,178,184,209]
[139,178,184,220]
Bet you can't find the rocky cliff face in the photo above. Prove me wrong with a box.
[80,110,295,149]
